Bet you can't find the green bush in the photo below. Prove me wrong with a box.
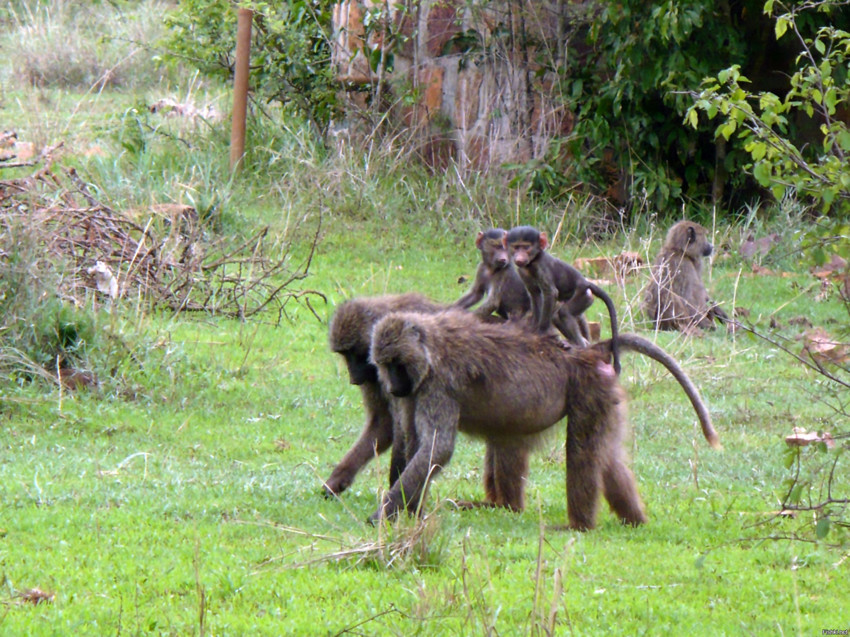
[547,0,850,215]
[0,220,93,376]
[689,1,850,219]
[160,0,339,135]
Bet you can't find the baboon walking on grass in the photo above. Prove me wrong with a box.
[368,309,720,530]
[324,293,444,497]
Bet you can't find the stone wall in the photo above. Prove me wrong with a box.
[331,0,575,172]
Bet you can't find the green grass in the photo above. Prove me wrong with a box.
[2,3,849,634]
[2,226,848,634]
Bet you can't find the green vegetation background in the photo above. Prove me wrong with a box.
[1,1,848,634]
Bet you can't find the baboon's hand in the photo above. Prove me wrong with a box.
[321,477,349,498]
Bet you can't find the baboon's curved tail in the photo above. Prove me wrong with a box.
[597,333,721,449]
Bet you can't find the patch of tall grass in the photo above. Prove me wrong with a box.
[0,0,178,90]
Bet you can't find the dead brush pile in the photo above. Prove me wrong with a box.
[0,157,323,322]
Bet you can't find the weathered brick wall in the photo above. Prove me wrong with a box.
[332,0,574,172]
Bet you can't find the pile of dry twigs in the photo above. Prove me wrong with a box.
[0,149,324,323]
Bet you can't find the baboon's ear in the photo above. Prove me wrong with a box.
[475,231,485,248]
[687,226,696,244]
[405,320,427,345]
[539,232,549,250]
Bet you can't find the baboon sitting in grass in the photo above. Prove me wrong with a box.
[642,220,731,332]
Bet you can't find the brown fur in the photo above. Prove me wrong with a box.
[368,311,720,530]
[369,309,643,530]
[642,220,731,331]
[324,293,444,496]
[505,225,621,373]
[453,228,532,321]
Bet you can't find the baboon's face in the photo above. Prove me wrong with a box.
[687,224,713,258]
[478,230,510,271]
[505,226,545,268]
[383,360,415,397]
[341,348,378,385]
[329,302,380,385]
[507,240,535,267]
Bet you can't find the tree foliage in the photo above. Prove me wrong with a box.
[554,0,850,214]
[160,0,339,134]
[689,0,850,221]
[558,1,753,211]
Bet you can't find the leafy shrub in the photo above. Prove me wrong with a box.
[160,0,339,135]
[542,0,850,215]
[0,219,93,376]
[689,1,850,218]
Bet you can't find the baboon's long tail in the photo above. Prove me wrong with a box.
[588,282,620,376]
[608,333,721,449]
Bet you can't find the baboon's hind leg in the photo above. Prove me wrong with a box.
[486,443,529,512]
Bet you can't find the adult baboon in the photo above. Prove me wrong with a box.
[368,309,720,530]
[504,225,621,372]
[324,293,444,497]
[642,220,731,331]
[453,228,532,321]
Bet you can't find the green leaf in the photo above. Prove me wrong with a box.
[748,141,767,161]
[823,188,836,206]
[775,18,788,40]
[815,517,831,539]
[783,447,798,469]
[687,108,699,129]
[571,79,583,100]
[825,88,837,115]
[753,161,771,186]
[368,47,383,73]
[789,483,803,504]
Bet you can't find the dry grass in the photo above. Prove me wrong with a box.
[3,0,173,91]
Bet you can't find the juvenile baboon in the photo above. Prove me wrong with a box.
[453,228,531,321]
[505,225,621,373]
[642,220,731,332]
[324,293,444,497]
[368,310,720,530]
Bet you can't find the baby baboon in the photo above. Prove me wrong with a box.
[368,310,720,530]
[642,220,731,332]
[505,225,621,373]
[324,293,444,497]
[453,228,531,320]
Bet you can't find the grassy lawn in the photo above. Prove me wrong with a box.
[2,219,848,634]
[2,5,849,634]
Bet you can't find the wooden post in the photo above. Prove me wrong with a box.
[230,8,253,173]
